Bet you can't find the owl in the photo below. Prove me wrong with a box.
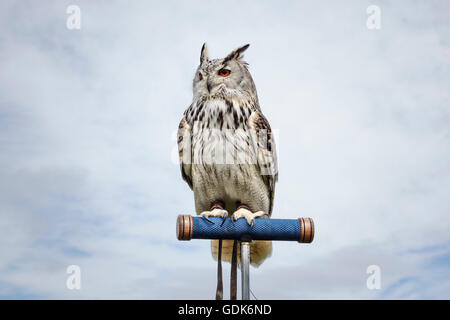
[177,43,278,297]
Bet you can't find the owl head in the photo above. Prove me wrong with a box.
[193,43,258,101]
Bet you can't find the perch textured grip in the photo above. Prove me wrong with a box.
[176,215,314,243]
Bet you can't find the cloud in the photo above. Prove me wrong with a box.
[0,0,449,299]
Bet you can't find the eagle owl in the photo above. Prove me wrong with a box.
[178,43,278,268]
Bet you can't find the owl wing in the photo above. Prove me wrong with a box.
[177,115,193,189]
[250,111,278,215]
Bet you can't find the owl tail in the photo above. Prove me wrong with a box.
[211,240,273,268]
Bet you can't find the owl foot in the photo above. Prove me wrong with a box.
[231,207,268,227]
[200,208,228,224]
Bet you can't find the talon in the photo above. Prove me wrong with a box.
[220,210,228,226]
[201,213,214,224]
[200,208,229,225]
[231,208,267,227]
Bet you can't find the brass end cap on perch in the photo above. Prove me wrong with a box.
[298,217,314,243]
[177,214,193,240]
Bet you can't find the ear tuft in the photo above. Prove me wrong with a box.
[224,44,250,62]
[200,42,209,64]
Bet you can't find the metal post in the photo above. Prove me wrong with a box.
[240,241,250,300]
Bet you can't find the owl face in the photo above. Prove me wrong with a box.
[193,43,257,100]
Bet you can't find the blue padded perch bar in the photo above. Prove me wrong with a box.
[177,215,314,243]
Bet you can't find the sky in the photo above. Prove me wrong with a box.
[0,0,449,299]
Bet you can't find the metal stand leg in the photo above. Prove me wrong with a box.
[240,241,250,300]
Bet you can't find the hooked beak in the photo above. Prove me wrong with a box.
[206,77,212,93]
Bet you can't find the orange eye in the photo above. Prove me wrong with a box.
[218,69,231,77]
